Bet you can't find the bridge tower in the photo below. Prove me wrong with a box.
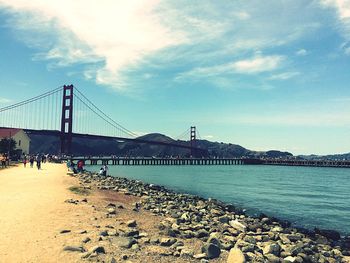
[60,84,74,155]
[190,126,196,157]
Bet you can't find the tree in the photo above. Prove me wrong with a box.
[0,138,16,155]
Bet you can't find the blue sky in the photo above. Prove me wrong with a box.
[0,0,350,155]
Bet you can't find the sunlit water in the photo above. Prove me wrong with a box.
[87,165,350,235]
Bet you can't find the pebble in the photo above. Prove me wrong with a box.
[227,248,245,263]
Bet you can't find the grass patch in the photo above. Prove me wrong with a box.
[68,186,90,195]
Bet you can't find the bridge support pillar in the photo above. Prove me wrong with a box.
[190,126,196,157]
[60,84,74,155]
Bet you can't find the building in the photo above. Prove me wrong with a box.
[0,128,30,154]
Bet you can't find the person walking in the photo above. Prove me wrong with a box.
[36,154,42,170]
[23,155,27,168]
[29,155,34,168]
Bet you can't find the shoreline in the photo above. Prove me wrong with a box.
[74,170,350,262]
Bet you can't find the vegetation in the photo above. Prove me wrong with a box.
[0,138,16,154]
[68,186,90,195]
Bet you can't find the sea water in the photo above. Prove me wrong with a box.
[87,165,350,235]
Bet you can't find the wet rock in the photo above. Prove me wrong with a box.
[315,228,341,241]
[227,248,245,263]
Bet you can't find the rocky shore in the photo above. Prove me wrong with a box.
[70,171,350,263]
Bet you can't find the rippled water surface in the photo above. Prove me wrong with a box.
[88,165,350,235]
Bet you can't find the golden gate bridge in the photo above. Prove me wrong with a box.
[0,84,205,157]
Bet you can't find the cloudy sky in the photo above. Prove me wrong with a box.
[0,0,350,155]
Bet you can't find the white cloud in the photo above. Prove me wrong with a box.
[0,1,327,91]
[269,72,300,80]
[0,97,11,104]
[175,55,284,82]
[203,135,214,139]
[232,55,284,74]
[321,0,350,20]
[296,49,307,56]
[321,0,350,40]
[0,0,186,91]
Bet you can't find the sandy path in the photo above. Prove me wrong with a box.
[0,163,82,263]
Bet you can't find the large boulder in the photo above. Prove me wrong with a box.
[227,248,245,263]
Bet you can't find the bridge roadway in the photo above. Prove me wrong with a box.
[67,157,350,167]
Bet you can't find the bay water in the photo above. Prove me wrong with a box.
[87,165,350,235]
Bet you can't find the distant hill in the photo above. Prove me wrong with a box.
[299,153,350,161]
[28,132,293,158]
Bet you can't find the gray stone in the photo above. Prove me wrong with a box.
[263,243,281,256]
[127,219,137,227]
[229,220,247,232]
[82,237,91,243]
[201,243,221,259]
[196,229,209,238]
[89,246,105,254]
[160,238,177,246]
[113,237,137,249]
[63,246,85,253]
[264,254,280,263]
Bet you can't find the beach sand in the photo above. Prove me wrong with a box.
[0,163,212,263]
[0,163,86,262]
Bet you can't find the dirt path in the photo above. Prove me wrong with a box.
[0,163,83,263]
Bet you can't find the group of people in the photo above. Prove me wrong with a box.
[22,154,47,170]
[67,159,85,174]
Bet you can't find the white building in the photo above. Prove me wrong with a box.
[0,128,30,154]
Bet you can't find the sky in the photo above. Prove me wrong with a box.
[0,0,350,155]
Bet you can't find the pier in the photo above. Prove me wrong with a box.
[68,157,350,168]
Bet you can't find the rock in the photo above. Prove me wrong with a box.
[99,230,109,236]
[201,243,221,259]
[107,207,116,214]
[125,229,139,237]
[193,253,207,259]
[227,248,245,263]
[82,237,91,243]
[160,238,177,246]
[229,220,247,232]
[127,219,137,227]
[207,236,221,247]
[63,246,85,253]
[283,256,297,262]
[264,254,280,263]
[89,246,105,254]
[180,248,194,257]
[60,229,71,234]
[196,229,209,238]
[263,243,281,256]
[315,228,341,241]
[113,237,137,249]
